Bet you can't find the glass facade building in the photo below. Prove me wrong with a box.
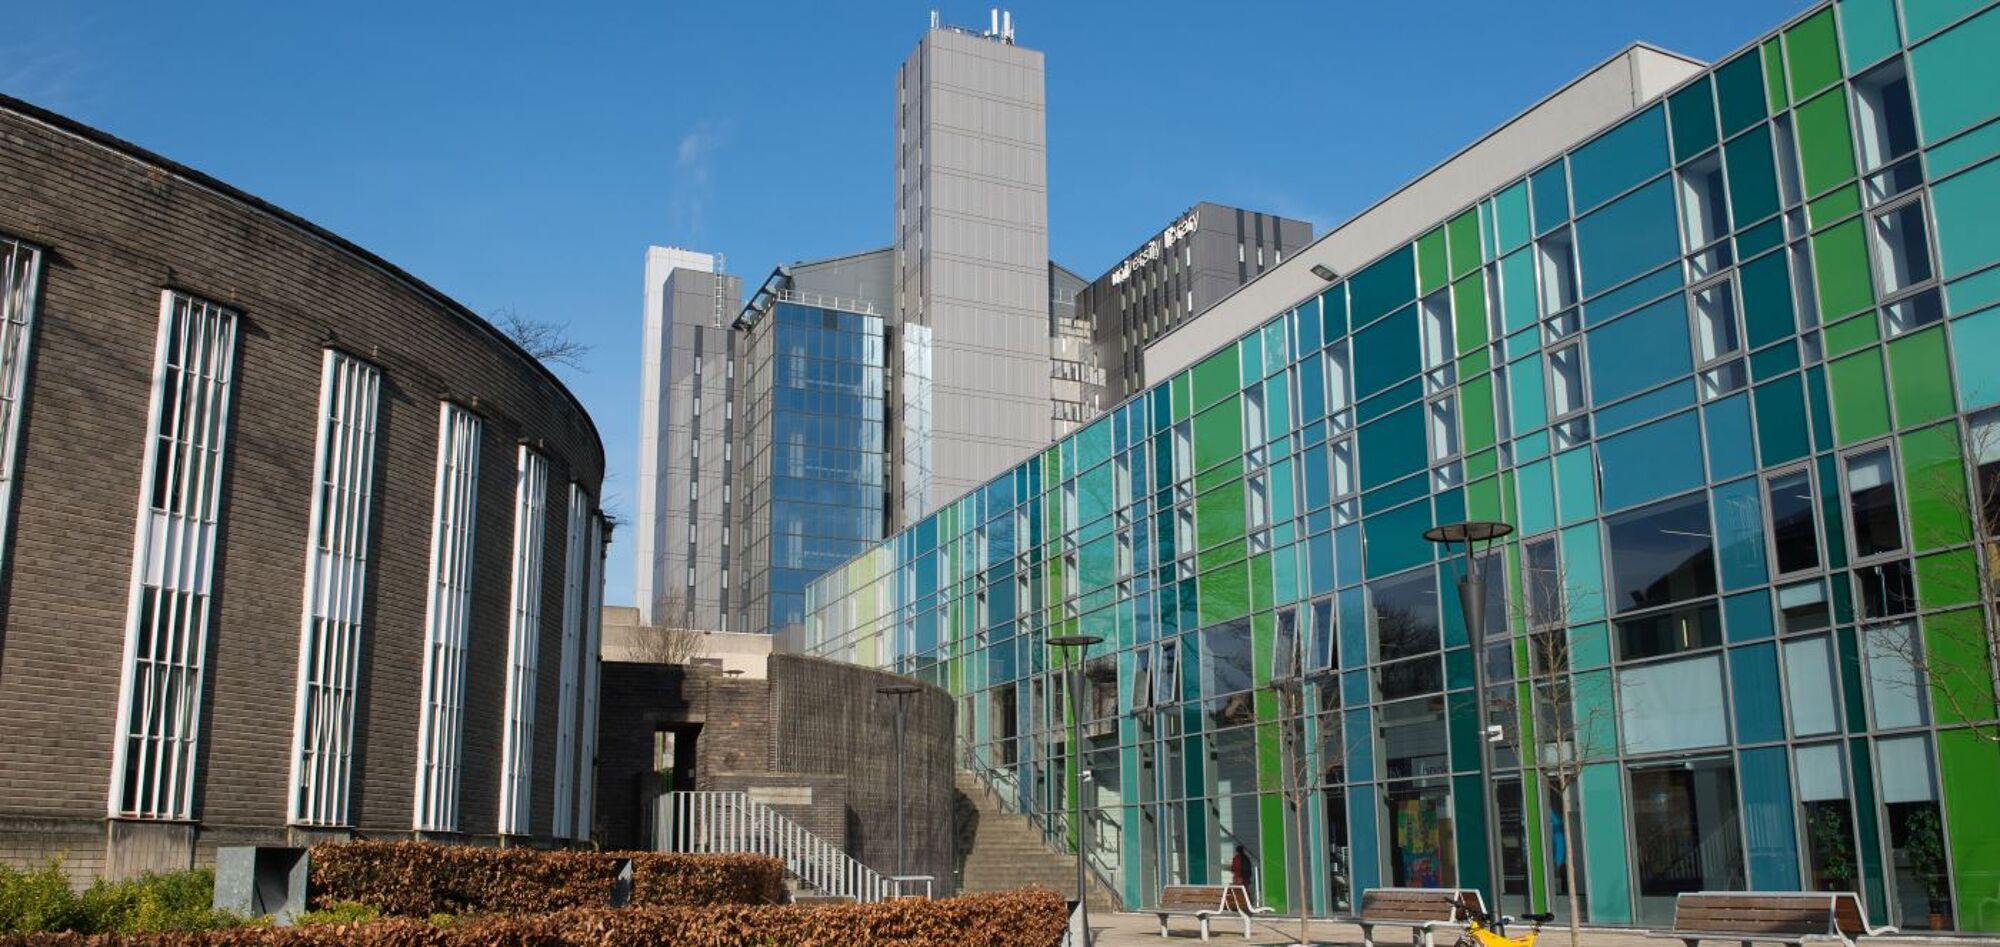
[806,0,2000,931]
[739,300,886,636]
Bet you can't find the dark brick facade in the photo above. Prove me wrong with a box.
[596,654,956,893]
[0,95,604,879]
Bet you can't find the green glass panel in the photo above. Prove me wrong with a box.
[1448,208,1482,280]
[1908,5,2000,145]
[1354,304,1422,399]
[1495,181,1532,254]
[1807,183,1860,231]
[1193,395,1243,473]
[1453,271,1488,355]
[1500,249,1538,333]
[1931,155,2000,279]
[1917,549,1980,607]
[1569,104,1670,213]
[1955,307,2000,409]
[1249,553,1275,616]
[1460,347,1490,379]
[1926,607,2000,727]
[1196,478,1246,550]
[1741,250,1798,347]
[1845,739,1891,922]
[1715,50,1769,136]
[1828,349,1892,444]
[1358,402,1425,491]
[1195,456,1243,496]
[1812,218,1876,320]
[1171,371,1190,421]
[1669,77,1719,162]
[1579,761,1634,924]
[1823,312,1880,356]
[1755,375,1812,466]
[1887,326,1957,426]
[1418,226,1449,296]
[1517,459,1556,536]
[1784,8,1843,100]
[1198,561,1251,625]
[1941,726,2000,932]
[1462,379,1498,458]
[1837,0,1900,72]
[1764,39,1790,112]
[1480,200,1496,264]
[1726,124,1783,227]
[1192,346,1242,411]
[1795,88,1859,197]
[1259,791,1288,911]
[1901,423,1972,551]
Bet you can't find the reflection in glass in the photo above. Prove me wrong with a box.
[1796,744,1857,893]
[1878,737,1952,930]
[1846,450,1903,558]
[1608,493,1717,614]
[1370,569,1440,662]
[1383,779,1455,888]
[1768,470,1819,574]
[1378,697,1448,781]
[1630,758,1746,926]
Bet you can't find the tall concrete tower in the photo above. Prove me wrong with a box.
[892,10,1049,529]
[635,247,742,630]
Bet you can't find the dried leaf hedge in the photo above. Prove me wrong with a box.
[0,887,1068,947]
[304,842,785,915]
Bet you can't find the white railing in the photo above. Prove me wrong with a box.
[665,791,894,903]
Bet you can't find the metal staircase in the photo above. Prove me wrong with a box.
[664,790,895,903]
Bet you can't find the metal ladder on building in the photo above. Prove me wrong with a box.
[664,790,895,903]
[711,253,727,328]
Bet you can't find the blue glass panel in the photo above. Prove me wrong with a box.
[1530,160,1570,234]
[1594,379,1696,436]
[1359,402,1425,491]
[1345,781,1382,894]
[1586,294,1693,406]
[1295,300,1324,360]
[1597,411,1704,511]
[1339,586,1369,668]
[1302,443,1330,511]
[1583,263,1683,326]
[1569,105,1671,212]
[1737,747,1804,889]
[1353,305,1422,400]
[1724,589,1774,642]
[1349,245,1417,328]
[1575,177,1681,299]
[1298,352,1328,424]
[1362,500,1435,579]
[1713,477,1770,591]
[1309,529,1335,597]
[1342,669,1371,707]
[1704,392,1757,480]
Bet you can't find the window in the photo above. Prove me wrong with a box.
[1370,569,1440,662]
[1607,493,1716,615]
[1629,759,1745,927]
[1691,279,1741,365]
[1974,410,2000,547]
[1523,537,1563,629]
[1538,228,1578,315]
[1784,636,1841,737]
[1861,620,1926,729]
[1326,340,1353,426]
[1246,474,1271,554]
[1855,559,1915,619]
[113,291,239,821]
[1853,59,1919,174]
[1679,152,1732,277]
[289,351,383,827]
[551,487,589,840]
[1421,291,1452,371]
[1794,744,1857,894]
[1870,199,1936,313]
[1427,396,1460,463]
[1778,580,1832,633]
[1876,737,1950,929]
[0,237,43,572]
[1845,449,1904,558]
[1766,469,1820,575]
[415,402,483,832]
[574,513,606,836]
[1548,344,1585,418]
[1330,438,1356,499]
[499,446,551,836]
[1619,654,1728,752]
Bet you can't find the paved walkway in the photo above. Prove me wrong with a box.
[1086,911,2000,947]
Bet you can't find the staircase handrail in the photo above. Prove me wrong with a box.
[956,739,1124,911]
[666,790,894,903]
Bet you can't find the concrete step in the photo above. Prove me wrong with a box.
[954,769,1119,913]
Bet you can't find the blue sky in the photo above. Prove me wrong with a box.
[6,1,1802,608]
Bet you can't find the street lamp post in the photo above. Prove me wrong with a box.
[1048,633,1103,947]
[876,683,923,889]
[1423,520,1513,915]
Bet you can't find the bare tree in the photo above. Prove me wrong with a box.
[625,593,708,666]
[491,306,592,370]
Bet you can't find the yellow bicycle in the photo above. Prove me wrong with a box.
[1453,894,1555,947]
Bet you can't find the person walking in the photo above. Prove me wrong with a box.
[1229,844,1256,910]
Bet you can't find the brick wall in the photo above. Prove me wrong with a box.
[0,96,604,879]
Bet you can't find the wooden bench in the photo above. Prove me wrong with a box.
[1643,892,1897,947]
[1149,884,1265,940]
[1355,887,1485,947]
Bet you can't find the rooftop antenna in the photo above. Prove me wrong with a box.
[989,8,998,36]
[929,9,938,28]
[1002,10,1013,42]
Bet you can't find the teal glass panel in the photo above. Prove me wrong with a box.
[1453,772,1493,897]
[1345,781,1381,893]
[1596,378,1695,435]
[1580,762,1634,924]
[1736,218,1785,259]
[1358,402,1425,491]
[1295,300,1323,360]
[1500,249,1538,333]
[1575,177,1681,298]
[1554,447,1597,525]
[1339,586,1368,669]
[1715,51,1769,136]
[1584,263,1683,326]
[1350,244,1417,327]
[1362,500,1433,578]
[1931,155,2000,279]
[1560,523,1607,623]
[1908,6,2000,144]
[1737,747,1805,889]
[1804,365,1834,454]
[1730,644,1786,744]
[1837,0,1900,71]
[1509,355,1548,433]
[1361,474,1427,518]
[1307,529,1334,596]
[1713,477,1771,591]
[1947,264,2000,315]
[1239,333,1264,385]
[1433,487,1466,532]
[1927,118,2000,179]
[1755,376,1812,467]
[1750,340,1800,382]
[1597,411,1704,511]
[1571,621,1612,671]
[1739,250,1798,349]
[1322,287,1348,341]
[1357,376,1422,425]
[1586,295,1693,405]
[1704,391,1757,480]
[1516,459,1556,537]
[1669,77,1718,162]
[1336,525,1363,587]
[1353,304,1421,400]
[1531,160,1569,234]
[1495,181,1532,253]
[1724,588,1775,642]
[1956,306,2000,409]
[1725,123,1782,227]
[1845,740,1890,923]
[1569,104,1671,212]
[1905,0,1984,40]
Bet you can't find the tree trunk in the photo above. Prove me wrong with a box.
[1560,783,1581,947]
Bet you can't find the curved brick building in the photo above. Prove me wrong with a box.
[0,94,609,879]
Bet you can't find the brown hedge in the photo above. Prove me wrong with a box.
[304,842,784,915]
[0,887,1069,947]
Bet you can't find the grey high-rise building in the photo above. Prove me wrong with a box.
[1076,203,1312,401]
[892,11,1050,530]
[635,247,742,630]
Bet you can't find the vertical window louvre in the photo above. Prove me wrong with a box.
[499,446,550,836]
[288,351,382,827]
[552,484,589,839]
[0,237,43,569]
[575,513,607,837]
[414,402,482,832]
[112,290,239,820]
